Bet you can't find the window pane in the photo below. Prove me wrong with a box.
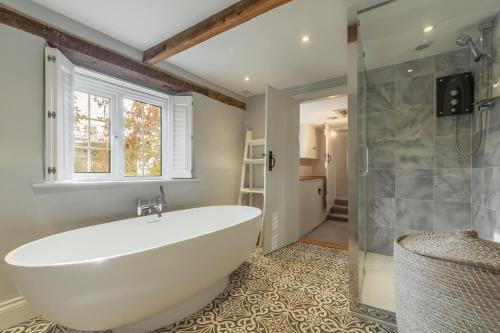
[91,149,110,173]
[74,148,88,172]
[123,98,161,177]
[90,120,109,149]
[74,91,111,173]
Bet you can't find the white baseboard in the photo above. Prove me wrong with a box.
[0,297,36,330]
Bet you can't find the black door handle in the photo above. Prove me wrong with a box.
[328,154,332,163]
[268,151,276,171]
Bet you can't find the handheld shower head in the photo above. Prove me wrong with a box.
[455,33,472,47]
[455,33,485,62]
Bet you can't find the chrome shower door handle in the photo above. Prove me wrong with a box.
[360,144,369,176]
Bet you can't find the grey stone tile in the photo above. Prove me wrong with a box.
[489,99,500,128]
[471,168,484,207]
[396,138,434,169]
[483,123,500,167]
[395,56,434,80]
[366,109,395,143]
[396,199,434,231]
[435,135,471,168]
[367,170,395,198]
[366,226,395,256]
[395,169,434,200]
[496,211,500,242]
[434,168,471,203]
[484,167,500,211]
[367,198,395,227]
[395,228,423,238]
[396,106,434,140]
[366,82,395,113]
[472,204,497,241]
[366,65,396,86]
[472,110,486,134]
[359,224,366,251]
[474,62,490,100]
[436,114,471,137]
[359,111,366,143]
[369,141,395,169]
[435,49,471,77]
[395,74,434,109]
[493,36,500,100]
[433,201,471,232]
[472,131,484,169]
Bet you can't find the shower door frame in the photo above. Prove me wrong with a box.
[347,0,398,329]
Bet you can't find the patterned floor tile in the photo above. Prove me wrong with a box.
[1,243,395,333]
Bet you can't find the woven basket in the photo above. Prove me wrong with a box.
[394,230,500,333]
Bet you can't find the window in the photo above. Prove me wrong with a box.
[44,47,192,182]
[73,91,111,173]
[123,98,162,177]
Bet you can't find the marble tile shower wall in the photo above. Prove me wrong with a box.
[471,32,500,242]
[365,49,473,255]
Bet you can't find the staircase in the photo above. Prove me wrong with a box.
[327,199,348,222]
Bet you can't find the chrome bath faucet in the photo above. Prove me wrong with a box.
[137,185,167,217]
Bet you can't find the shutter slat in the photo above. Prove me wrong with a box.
[44,47,74,181]
[169,96,193,178]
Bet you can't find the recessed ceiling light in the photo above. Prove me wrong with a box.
[423,25,434,33]
[407,68,414,73]
[244,76,250,82]
[301,35,311,43]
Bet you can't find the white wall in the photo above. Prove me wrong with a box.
[332,130,348,199]
[0,17,245,327]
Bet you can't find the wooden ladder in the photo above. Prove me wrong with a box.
[238,130,265,205]
[239,130,265,246]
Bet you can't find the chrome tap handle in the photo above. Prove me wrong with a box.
[137,198,143,216]
[159,185,167,208]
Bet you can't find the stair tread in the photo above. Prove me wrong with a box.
[329,213,348,218]
[334,199,348,207]
[327,212,349,222]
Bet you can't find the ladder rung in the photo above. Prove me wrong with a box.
[241,187,264,194]
[244,158,265,164]
[247,139,265,146]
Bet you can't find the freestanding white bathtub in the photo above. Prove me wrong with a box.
[5,205,262,332]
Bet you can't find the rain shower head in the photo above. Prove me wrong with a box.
[455,33,484,62]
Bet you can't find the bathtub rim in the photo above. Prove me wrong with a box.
[5,205,262,269]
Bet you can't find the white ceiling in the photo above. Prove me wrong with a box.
[32,0,348,96]
[360,0,500,69]
[300,95,348,128]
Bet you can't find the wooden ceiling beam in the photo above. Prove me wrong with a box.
[143,0,292,64]
[0,4,246,109]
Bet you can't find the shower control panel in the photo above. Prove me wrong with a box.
[436,72,474,117]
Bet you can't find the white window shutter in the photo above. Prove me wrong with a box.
[44,47,74,181]
[168,95,193,178]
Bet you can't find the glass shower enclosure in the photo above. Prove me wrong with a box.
[347,0,398,327]
[347,0,500,328]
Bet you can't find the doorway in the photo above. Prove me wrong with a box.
[296,95,349,249]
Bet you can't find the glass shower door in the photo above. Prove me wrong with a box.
[347,1,397,328]
[357,35,368,299]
